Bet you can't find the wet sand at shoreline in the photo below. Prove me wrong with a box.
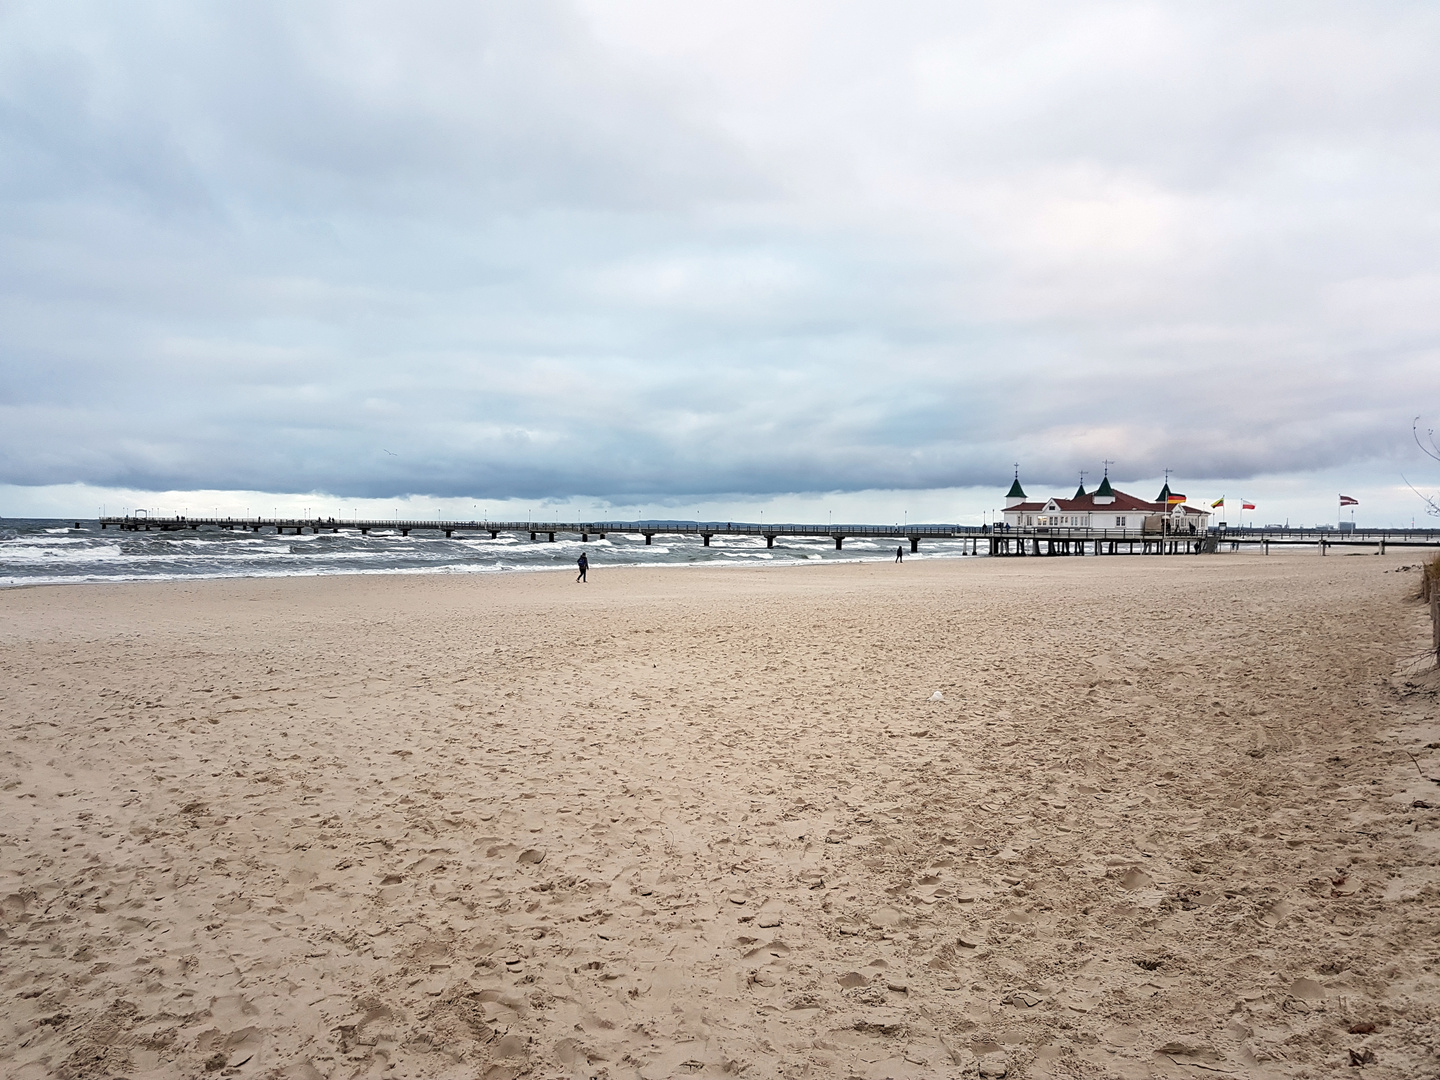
[1,554,1437,1079]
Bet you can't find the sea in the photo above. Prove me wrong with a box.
[0,519,984,588]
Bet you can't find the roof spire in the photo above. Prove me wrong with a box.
[1073,470,1087,500]
[1092,460,1115,501]
[1005,464,1026,505]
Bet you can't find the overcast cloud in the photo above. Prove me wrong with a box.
[2,1,1439,513]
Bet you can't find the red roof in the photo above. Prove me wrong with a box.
[1007,488,1207,515]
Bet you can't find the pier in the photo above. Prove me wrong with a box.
[90,517,1440,555]
[1209,526,1440,555]
[983,524,1440,555]
[96,516,986,553]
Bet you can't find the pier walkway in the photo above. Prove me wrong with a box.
[1211,526,1440,554]
[92,517,1440,556]
[97,516,984,552]
[990,525,1440,555]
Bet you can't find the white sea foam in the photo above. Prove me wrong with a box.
[0,519,982,587]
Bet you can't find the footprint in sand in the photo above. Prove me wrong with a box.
[1261,898,1292,926]
[958,926,987,948]
[756,898,783,927]
[743,940,790,962]
[869,905,905,928]
[1119,867,1153,890]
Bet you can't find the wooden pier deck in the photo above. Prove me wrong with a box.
[91,517,1440,556]
[989,525,1440,555]
[1211,526,1440,554]
[96,516,984,552]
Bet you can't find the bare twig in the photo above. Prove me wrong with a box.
[1401,473,1440,518]
[1416,417,1440,463]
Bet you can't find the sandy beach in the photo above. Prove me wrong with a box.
[1,553,1437,1080]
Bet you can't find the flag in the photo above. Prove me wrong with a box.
[1210,498,1224,508]
[1166,493,1186,505]
[1339,495,1358,506]
[1242,501,1255,510]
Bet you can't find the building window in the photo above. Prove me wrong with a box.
[1115,516,1124,527]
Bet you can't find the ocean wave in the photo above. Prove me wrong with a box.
[0,518,983,587]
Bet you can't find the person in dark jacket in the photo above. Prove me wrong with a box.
[576,552,588,582]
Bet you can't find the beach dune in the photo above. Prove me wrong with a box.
[1,555,1436,1079]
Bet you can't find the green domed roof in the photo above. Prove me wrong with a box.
[1006,476,1026,499]
[1095,475,1114,497]
[1073,481,1087,499]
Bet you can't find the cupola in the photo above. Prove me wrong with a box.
[1093,473,1115,505]
[1004,471,1027,509]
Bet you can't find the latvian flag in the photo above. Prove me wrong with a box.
[1339,495,1359,506]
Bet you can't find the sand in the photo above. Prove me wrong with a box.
[1,553,1438,1080]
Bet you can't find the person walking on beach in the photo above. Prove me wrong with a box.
[895,544,904,563]
[576,551,588,583]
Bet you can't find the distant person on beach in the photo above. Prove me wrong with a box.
[895,545,904,563]
[576,552,588,582]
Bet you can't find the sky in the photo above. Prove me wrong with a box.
[3,1,1439,527]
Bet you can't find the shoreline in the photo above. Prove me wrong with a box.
[0,545,1001,592]
[0,538,1305,594]
[0,528,996,592]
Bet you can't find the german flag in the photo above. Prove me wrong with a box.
[1166,493,1187,505]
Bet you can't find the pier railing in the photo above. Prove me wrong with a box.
[86,516,1440,557]
[96,516,986,551]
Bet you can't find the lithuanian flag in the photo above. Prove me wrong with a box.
[1210,497,1224,508]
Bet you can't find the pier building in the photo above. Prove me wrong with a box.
[1001,474,1210,534]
